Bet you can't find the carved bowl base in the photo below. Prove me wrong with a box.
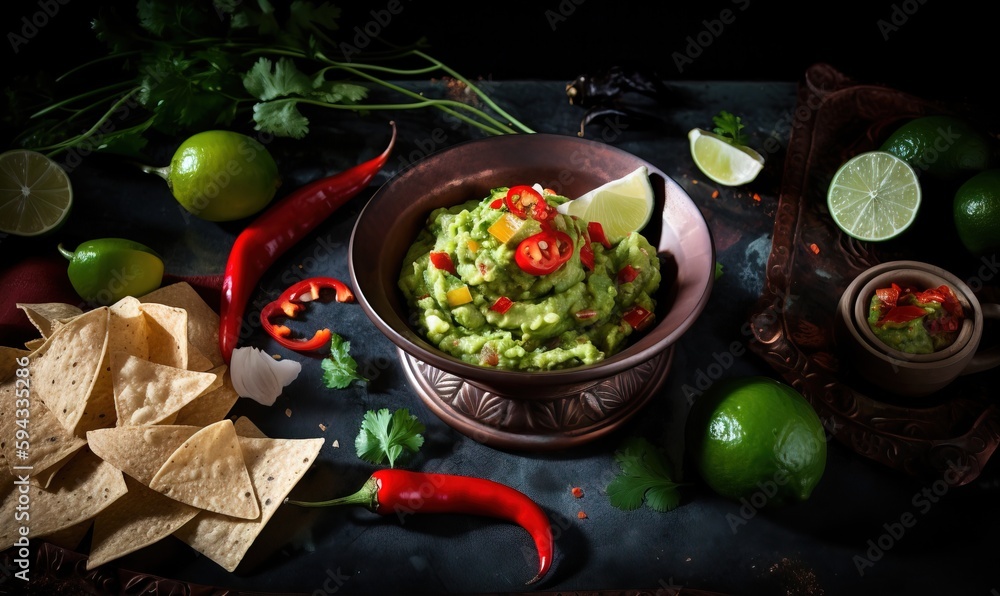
[398,346,675,451]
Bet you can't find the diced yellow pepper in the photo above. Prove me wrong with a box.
[467,239,480,253]
[487,213,523,244]
[446,285,474,307]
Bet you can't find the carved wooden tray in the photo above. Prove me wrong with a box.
[748,63,1000,485]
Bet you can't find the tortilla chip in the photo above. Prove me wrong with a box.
[87,425,199,485]
[16,302,84,338]
[0,346,30,382]
[187,343,214,373]
[39,518,92,551]
[75,297,152,436]
[139,282,223,368]
[173,432,324,572]
[149,419,260,520]
[111,353,218,426]
[233,416,267,439]
[0,448,127,551]
[24,338,45,351]
[30,307,110,433]
[172,366,239,427]
[87,475,200,570]
[139,303,188,370]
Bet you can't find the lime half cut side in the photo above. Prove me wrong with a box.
[0,150,73,237]
[826,151,921,242]
[555,165,655,243]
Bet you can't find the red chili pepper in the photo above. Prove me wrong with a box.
[259,277,355,352]
[875,284,900,308]
[580,234,595,271]
[285,469,554,585]
[587,221,611,249]
[879,305,928,324]
[219,122,396,363]
[490,296,514,314]
[504,185,543,219]
[429,251,457,275]
[618,264,639,284]
[622,304,654,331]
[514,230,574,276]
[490,198,504,209]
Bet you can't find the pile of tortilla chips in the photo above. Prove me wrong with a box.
[0,282,323,572]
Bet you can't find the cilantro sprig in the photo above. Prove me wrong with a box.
[320,333,367,389]
[607,437,683,512]
[8,0,534,158]
[711,110,749,146]
[355,408,425,468]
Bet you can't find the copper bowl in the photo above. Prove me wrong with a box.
[348,133,715,450]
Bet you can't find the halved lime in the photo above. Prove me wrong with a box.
[0,150,73,237]
[827,151,921,242]
[555,165,655,242]
[688,128,765,186]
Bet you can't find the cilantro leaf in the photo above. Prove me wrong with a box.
[355,408,426,468]
[252,101,310,139]
[715,262,724,280]
[607,437,682,512]
[243,57,313,101]
[711,110,749,146]
[321,333,367,389]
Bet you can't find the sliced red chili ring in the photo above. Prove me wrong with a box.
[514,230,574,276]
[505,185,544,219]
[878,305,928,324]
[490,296,514,314]
[429,251,457,275]
[259,276,355,352]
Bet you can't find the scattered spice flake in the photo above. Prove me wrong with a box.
[752,193,762,202]
[809,243,821,255]
[285,408,292,418]
[571,486,584,498]
[272,354,282,360]
[577,511,587,519]
[332,440,340,448]
[769,558,824,596]
[319,423,327,431]
[692,179,699,184]
[711,190,719,199]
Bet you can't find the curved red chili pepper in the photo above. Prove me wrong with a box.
[285,469,554,585]
[259,277,355,352]
[219,122,396,363]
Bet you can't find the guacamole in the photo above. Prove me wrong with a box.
[867,282,964,354]
[398,185,662,370]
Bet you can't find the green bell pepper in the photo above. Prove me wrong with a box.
[58,238,164,305]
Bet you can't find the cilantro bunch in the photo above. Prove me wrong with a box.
[9,0,533,158]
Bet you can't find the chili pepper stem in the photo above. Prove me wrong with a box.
[284,475,381,512]
[133,162,171,183]
[57,244,75,261]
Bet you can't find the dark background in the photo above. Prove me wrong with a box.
[1,0,992,107]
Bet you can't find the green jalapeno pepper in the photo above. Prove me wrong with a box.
[58,238,164,305]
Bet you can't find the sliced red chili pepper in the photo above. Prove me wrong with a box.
[618,264,639,284]
[220,122,396,363]
[588,221,612,249]
[875,283,900,308]
[515,230,574,276]
[286,469,554,585]
[490,296,514,314]
[505,185,544,219]
[259,276,355,352]
[429,251,457,275]
[574,308,598,321]
[622,304,654,331]
[580,235,595,271]
[490,198,504,209]
[878,305,928,325]
[912,285,948,304]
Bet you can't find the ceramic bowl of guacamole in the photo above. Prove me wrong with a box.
[349,133,715,449]
[836,260,1000,398]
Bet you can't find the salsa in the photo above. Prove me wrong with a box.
[398,185,662,370]
[866,282,964,354]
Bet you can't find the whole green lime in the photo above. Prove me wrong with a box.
[953,169,1000,255]
[166,131,280,222]
[685,376,827,505]
[880,115,993,181]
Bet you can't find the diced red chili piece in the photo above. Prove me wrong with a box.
[622,305,654,331]
[588,222,612,249]
[429,251,457,275]
[490,296,514,314]
[618,264,639,284]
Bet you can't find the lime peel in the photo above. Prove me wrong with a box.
[0,149,73,237]
[688,128,765,186]
[555,165,655,242]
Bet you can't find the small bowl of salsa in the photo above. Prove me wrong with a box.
[836,260,1000,397]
